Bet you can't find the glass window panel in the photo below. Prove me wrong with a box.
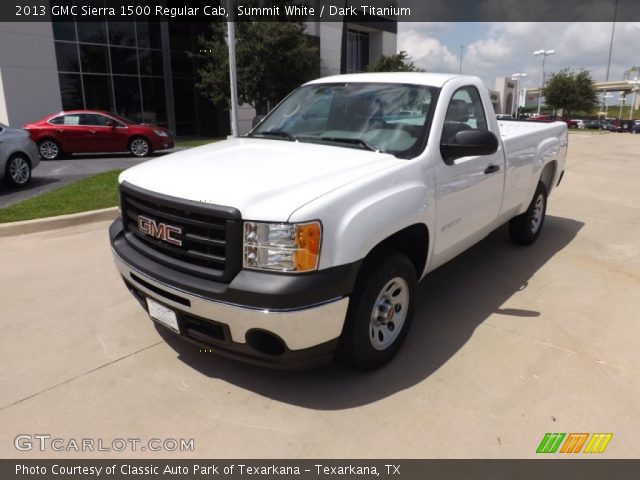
[108,22,136,46]
[55,42,80,72]
[168,23,193,51]
[58,74,83,110]
[83,74,113,111]
[110,46,138,75]
[141,77,167,124]
[173,78,196,123]
[52,22,76,41]
[171,52,193,78]
[139,49,164,76]
[49,116,65,125]
[113,75,142,122]
[175,122,197,136]
[136,21,162,49]
[80,44,110,73]
[77,22,107,44]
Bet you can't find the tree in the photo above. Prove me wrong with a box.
[541,69,598,117]
[194,21,319,114]
[367,51,424,73]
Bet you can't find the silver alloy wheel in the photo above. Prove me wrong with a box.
[39,141,59,159]
[370,276,410,351]
[9,156,30,185]
[130,138,149,157]
[530,193,545,234]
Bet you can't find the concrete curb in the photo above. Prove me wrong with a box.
[0,207,119,238]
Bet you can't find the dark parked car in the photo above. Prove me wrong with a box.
[614,120,636,133]
[600,121,617,132]
[632,122,640,134]
[584,120,603,129]
[24,110,174,160]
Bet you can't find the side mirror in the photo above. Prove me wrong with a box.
[251,115,265,128]
[106,120,115,128]
[440,129,499,164]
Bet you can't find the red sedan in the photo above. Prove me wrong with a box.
[23,110,174,160]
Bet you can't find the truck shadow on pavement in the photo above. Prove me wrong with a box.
[161,215,584,410]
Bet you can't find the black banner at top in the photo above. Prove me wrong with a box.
[2,0,640,22]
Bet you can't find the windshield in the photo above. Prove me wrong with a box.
[250,83,438,158]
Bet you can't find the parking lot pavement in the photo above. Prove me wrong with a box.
[0,133,639,458]
[0,150,178,208]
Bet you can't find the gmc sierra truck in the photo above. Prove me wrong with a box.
[110,73,567,370]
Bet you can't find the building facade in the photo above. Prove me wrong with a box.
[0,18,396,137]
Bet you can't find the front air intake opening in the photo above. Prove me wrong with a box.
[246,329,286,356]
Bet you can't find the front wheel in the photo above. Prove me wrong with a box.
[5,154,32,187]
[337,253,417,370]
[509,182,547,245]
[129,137,151,157]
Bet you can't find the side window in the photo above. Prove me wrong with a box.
[80,114,112,126]
[49,116,65,125]
[442,86,488,143]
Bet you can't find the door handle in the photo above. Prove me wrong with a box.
[89,130,96,134]
[57,129,63,133]
[484,164,500,174]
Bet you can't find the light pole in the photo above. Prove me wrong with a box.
[226,0,239,137]
[511,73,527,118]
[459,45,464,75]
[533,49,555,115]
[605,0,619,82]
[603,92,613,118]
[618,94,625,120]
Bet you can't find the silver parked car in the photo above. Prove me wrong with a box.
[0,123,39,187]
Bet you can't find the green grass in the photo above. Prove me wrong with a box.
[175,137,223,148]
[0,170,122,224]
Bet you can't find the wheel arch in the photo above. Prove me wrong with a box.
[360,223,430,280]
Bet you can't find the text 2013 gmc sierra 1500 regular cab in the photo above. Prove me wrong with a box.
[110,73,567,370]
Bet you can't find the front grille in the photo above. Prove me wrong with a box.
[120,181,242,282]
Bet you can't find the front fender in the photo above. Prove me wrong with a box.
[289,162,434,271]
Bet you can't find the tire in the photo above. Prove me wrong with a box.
[337,252,418,370]
[509,182,548,245]
[38,139,62,160]
[129,136,151,157]
[5,154,32,187]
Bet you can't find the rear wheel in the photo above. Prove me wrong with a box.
[509,182,547,245]
[337,252,417,370]
[38,139,62,160]
[5,154,32,187]
[129,137,151,157]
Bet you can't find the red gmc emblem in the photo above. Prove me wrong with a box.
[137,215,182,247]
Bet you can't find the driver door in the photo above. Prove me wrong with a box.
[432,86,505,262]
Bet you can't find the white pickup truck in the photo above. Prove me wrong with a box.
[110,73,567,370]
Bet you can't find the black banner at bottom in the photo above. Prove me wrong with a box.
[2,460,638,480]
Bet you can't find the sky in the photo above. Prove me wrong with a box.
[397,22,640,102]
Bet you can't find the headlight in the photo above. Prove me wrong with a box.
[154,129,168,137]
[243,221,321,272]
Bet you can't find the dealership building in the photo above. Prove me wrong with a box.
[0,17,396,137]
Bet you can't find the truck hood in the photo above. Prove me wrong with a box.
[120,138,400,220]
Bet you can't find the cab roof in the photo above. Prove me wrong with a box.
[305,72,469,88]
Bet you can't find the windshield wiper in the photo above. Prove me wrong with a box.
[249,130,296,141]
[318,136,380,152]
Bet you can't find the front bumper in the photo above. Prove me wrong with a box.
[110,219,357,368]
